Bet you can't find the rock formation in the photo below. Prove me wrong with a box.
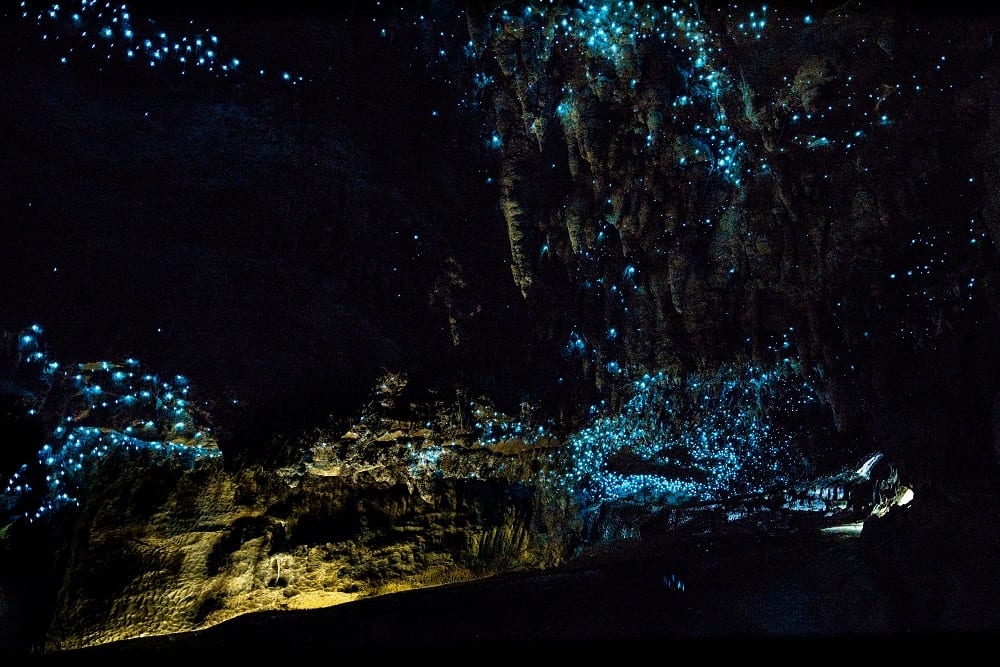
[2,0,1000,653]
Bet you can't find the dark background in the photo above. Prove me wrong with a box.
[0,1,551,469]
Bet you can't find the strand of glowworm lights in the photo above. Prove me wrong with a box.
[2,324,221,524]
[22,1,306,84]
[551,361,818,506]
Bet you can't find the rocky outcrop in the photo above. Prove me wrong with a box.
[0,335,577,652]
[3,413,575,652]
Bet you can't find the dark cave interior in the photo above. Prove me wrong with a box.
[2,0,1000,655]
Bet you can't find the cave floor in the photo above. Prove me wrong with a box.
[40,510,1000,661]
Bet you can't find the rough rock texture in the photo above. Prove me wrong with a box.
[17,408,575,652]
[0,374,903,653]
[26,482,1000,659]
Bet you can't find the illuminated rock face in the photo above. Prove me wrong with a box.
[18,419,575,651]
[62,463,565,650]
[0,349,575,651]
[0,354,875,652]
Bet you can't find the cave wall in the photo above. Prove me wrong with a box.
[466,2,1000,482]
[5,3,998,480]
[3,0,1000,653]
[4,428,574,653]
